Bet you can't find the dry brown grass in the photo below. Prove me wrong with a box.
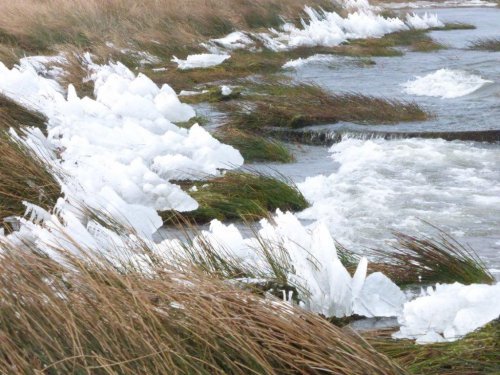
[0,239,407,374]
[0,0,334,59]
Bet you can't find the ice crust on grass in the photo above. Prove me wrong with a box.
[403,68,493,98]
[172,54,230,70]
[394,282,500,343]
[206,1,443,52]
[0,58,243,237]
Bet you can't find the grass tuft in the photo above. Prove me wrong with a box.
[469,37,500,52]
[365,320,499,375]
[0,133,60,229]
[226,82,429,130]
[162,171,308,224]
[369,229,494,286]
[214,127,294,163]
[0,242,407,375]
[0,95,47,133]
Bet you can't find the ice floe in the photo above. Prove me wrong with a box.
[403,68,493,98]
[0,57,243,237]
[172,53,230,70]
[394,282,500,343]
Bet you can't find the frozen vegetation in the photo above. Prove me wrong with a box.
[0,57,243,237]
[0,2,498,370]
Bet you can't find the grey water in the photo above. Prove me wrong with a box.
[252,7,500,275]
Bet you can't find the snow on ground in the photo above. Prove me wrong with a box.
[0,57,243,236]
[172,54,230,70]
[394,282,500,343]
[402,68,493,98]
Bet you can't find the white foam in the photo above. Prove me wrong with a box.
[297,137,500,254]
[394,282,500,343]
[172,54,230,70]
[403,69,493,98]
[406,12,443,29]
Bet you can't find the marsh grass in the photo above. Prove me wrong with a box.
[0,131,60,228]
[365,320,499,375]
[0,0,335,61]
[214,127,294,163]
[180,86,241,105]
[0,241,407,375]
[0,95,47,133]
[369,229,494,286]
[226,82,429,130]
[430,22,476,31]
[469,37,500,52]
[345,29,445,55]
[162,171,308,224]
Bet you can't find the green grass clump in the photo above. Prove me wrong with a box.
[469,37,500,52]
[430,22,476,31]
[227,82,429,130]
[214,127,294,163]
[162,171,308,224]
[370,230,494,286]
[336,29,445,56]
[366,320,499,375]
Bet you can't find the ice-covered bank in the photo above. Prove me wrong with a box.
[403,68,493,98]
[0,58,243,236]
[204,1,443,52]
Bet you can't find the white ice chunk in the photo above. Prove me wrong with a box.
[394,282,500,343]
[172,54,230,70]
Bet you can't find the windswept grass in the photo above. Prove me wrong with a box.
[370,229,494,286]
[0,94,47,133]
[0,0,335,59]
[365,320,499,375]
[430,22,476,31]
[162,171,308,224]
[469,37,500,52]
[214,127,294,163]
[180,86,241,105]
[0,134,60,229]
[0,242,407,375]
[336,29,445,56]
[226,82,429,130]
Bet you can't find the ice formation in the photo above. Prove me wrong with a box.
[157,210,406,318]
[172,54,230,70]
[405,12,443,29]
[394,282,500,343]
[403,69,493,98]
[206,1,444,52]
[0,58,243,236]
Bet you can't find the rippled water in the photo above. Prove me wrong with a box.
[253,7,500,273]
